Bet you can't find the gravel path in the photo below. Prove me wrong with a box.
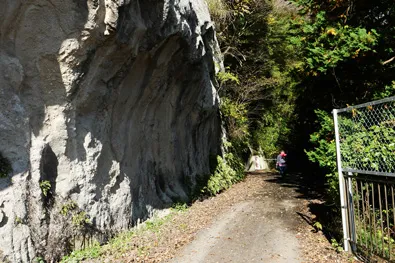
[168,173,303,263]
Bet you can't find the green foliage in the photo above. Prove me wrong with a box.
[254,106,295,158]
[39,180,52,197]
[305,110,337,202]
[204,155,237,195]
[374,81,395,100]
[61,212,177,262]
[253,126,279,158]
[202,140,246,196]
[0,153,11,178]
[313,221,323,231]
[225,142,247,178]
[60,201,91,229]
[306,107,395,203]
[330,238,343,253]
[287,10,383,179]
[104,231,136,256]
[341,120,395,172]
[61,202,78,216]
[352,204,395,259]
[220,97,249,140]
[71,211,91,227]
[212,0,302,159]
[171,203,188,212]
[291,0,395,188]
[15,216,23,225]
[356,227,393,258]
[61,241,101,263]
[212,1,395,257]
[217,71,240,86]
[144,215,172,233]
[290,11,378,73]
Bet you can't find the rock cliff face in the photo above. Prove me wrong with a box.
[0,0,222,261]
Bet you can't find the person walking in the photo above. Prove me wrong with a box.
[276,150,287,176]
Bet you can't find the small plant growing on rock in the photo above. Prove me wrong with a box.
[39,180,52,197]
[15,216,23,225]
[72,211,91,227]
[61,202,77,216]
[44,200,96,261]
[60,201,91,228]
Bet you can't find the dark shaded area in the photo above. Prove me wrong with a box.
[39,145,58,206]
[0,152,11,179]
[0,211,8,229]
[0,152,12,192]
[264,171,326,200]
[263,171,344,245]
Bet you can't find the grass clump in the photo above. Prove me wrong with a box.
[60,208,185,262]
[206,0,230,24]
[144,215,172,234]
[172,203,188,212]
[61,242,101,263]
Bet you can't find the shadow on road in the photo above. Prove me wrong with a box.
[251,171,343,247]
[250,171,325,200]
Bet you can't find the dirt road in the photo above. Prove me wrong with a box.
[168,173,303,263]
[90,172,352,263]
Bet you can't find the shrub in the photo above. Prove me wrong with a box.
[305,110,338,202]
[220,98,249,141]
[203,150,245,196]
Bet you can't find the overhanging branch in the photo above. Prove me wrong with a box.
[382,56,395,65]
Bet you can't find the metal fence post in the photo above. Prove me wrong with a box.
[333,109,350,252]
[347,172,357,252]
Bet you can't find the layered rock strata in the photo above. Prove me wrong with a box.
[0,0,221,261]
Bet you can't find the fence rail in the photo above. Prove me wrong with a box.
[334,96,395,261]
[346,174,395,262]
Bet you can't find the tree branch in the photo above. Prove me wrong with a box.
[382,56,395,65]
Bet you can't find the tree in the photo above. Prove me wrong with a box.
[210,0,303,158]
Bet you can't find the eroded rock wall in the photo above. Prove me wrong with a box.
[0,0,222,261]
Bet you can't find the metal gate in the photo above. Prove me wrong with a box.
[333,96,395,261]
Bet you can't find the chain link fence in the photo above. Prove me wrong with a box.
[334,96,395,262]
[337,96,395,176]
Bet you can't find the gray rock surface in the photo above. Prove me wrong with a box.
[0,1,222,262]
